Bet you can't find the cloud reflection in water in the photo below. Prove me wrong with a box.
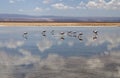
[0,40,24,49]
[1,50,120,78]
[37,38,53,53]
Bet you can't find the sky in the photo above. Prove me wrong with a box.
[0,0,120,17]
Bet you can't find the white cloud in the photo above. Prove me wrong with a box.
[9,0,25,3]
[59,0,63,1]
[37,38,53,52]
[86,1,98,8]
[18,9,24,12]
[9,0,15,3]
[0,40,24,49]
[34,7,43,12]
[51,3,74,10]
[43,0,51,4]
[76,1,86,9]
[77,0,120,10]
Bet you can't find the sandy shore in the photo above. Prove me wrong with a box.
[0,22,120,27]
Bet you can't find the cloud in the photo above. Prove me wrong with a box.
[77,0,120,10]
[86,1,98,8]
[59,0,63,1]
[34,7,43,12]
[9,0,25,3]
[18,9,24,12]
[43,0,51,4]
[51,3,74,10]
[9,0,15,3]
[0,40,24,49]
[37,38,53,52]
[76,1,86,9]
[50,0,120,10]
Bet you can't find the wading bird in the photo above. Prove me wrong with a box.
[93,30,98,35]
[51,30,55,35]
[60,32,65,35]
[23,32,28,40]
[78,32,83,41]
[42,30,46,36]
[67,31,72,37]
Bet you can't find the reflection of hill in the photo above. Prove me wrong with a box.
[0,14,120,22]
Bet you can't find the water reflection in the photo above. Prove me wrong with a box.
[0,27,120,78]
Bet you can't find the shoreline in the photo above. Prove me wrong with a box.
[0,22,120,27]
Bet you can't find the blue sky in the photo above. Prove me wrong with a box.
[0,0,120,17]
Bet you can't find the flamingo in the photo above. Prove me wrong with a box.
[78,32,83,41]
[93,30,98,35]
[60,32,65,35]
[73,31,77,37]
[42,30,46,36]
[23,32,28,35]
[23,32,28,40]
[51,30,55,35]
[67,31,72,37]
[79,32,83,35]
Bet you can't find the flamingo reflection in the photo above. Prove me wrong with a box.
[93,36,97,40]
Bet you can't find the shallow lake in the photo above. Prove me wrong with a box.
[0,26,120,78]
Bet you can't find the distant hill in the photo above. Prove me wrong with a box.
[0,14,120,22]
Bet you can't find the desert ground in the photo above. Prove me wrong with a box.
[0,22,120,26]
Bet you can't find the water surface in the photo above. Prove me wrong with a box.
[0,26,120,78]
